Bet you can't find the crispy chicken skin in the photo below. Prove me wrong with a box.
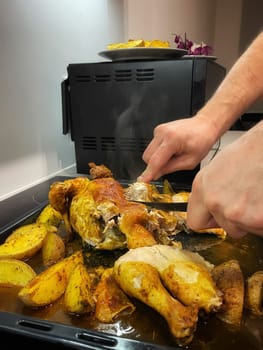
[88,162,113,179]
[48,177,91,238]
[113,260,198,345]
[94,267,135,323]
[48,164,157,249]
[114,245,222,314]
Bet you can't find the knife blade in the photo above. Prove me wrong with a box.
[131,201,188,211]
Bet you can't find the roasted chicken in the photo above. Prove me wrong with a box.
[48,163,192,250]
[124,181,227,239]
[114,260,198,345]
[113,244,223,344]
[94,267,136,323]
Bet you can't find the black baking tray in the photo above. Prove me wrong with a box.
[0,176,262,350]
[0,311,172,350]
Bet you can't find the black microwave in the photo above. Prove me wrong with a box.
[61,57,225,187]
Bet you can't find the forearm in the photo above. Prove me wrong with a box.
[195,31,263,140]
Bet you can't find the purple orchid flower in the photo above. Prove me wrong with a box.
[173,34,213,55]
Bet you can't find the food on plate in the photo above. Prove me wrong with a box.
[94,267,135,323]
[212,259,244,325]
[107,39,170,50]
[42,231,66,267]
[0,258,36,287]
[64,261,96,314]
[18,250,83,307]
[245,270,263,316]
[0,223,49,260]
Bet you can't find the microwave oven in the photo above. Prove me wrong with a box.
[61,57,225,187]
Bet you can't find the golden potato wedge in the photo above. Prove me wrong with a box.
[245,270,263,316]
[144,39,170,48]
[42,231,65,267]
[18,250,83,307]
[0,258,36,288]
[107,39,145,50]
[64,262,95,314]
[36,204,63,227]
[0,223,48,260]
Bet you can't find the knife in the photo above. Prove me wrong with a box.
[131,201,188,211]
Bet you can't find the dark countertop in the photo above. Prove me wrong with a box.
[0,176,73,237]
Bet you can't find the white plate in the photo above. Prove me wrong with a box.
[98,47,188,61]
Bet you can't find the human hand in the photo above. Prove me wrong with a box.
[138,116,218,182]
[187,122,263,238]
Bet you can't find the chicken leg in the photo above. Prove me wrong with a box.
[113,260,198,345]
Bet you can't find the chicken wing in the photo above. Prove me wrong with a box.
[94,267,135,323]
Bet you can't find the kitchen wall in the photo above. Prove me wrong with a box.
[123,0,263,95]
[123,0,244,71]
[1,0,261,200]
[0,0,124,200]
[124,0,217,55]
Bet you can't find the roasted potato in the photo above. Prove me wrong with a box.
[18,250,83,307]
[42,231,66,267]
[212,259,244,326]
[245,270,263,316]
[107,39,170,50]
[0,258,36,287]
[64,262,95,314]
[107,39,145,50]
[0,223,48,260]
[36,204,63,227]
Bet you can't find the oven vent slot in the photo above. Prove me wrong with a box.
[114,69,132,82]
[75,75,92,82]
[119,137,150,152]
[82,137,150,152]
[82,136,97,150]
[101,137,116,151]
[136,68,154,81]
[94,74,111,82]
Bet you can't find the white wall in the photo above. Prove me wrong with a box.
[213,0,243,70]
[123,0,245,72]
[124,0,216,50]
[0,0,124,200]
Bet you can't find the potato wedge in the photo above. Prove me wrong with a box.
[36,204,63,227]
[0,258,36,287]
[18,250,83,307]
[0,223,48,260]
[42,231,65,267]
[64,262,95,314]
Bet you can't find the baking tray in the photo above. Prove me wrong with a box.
[0,176,262,350]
